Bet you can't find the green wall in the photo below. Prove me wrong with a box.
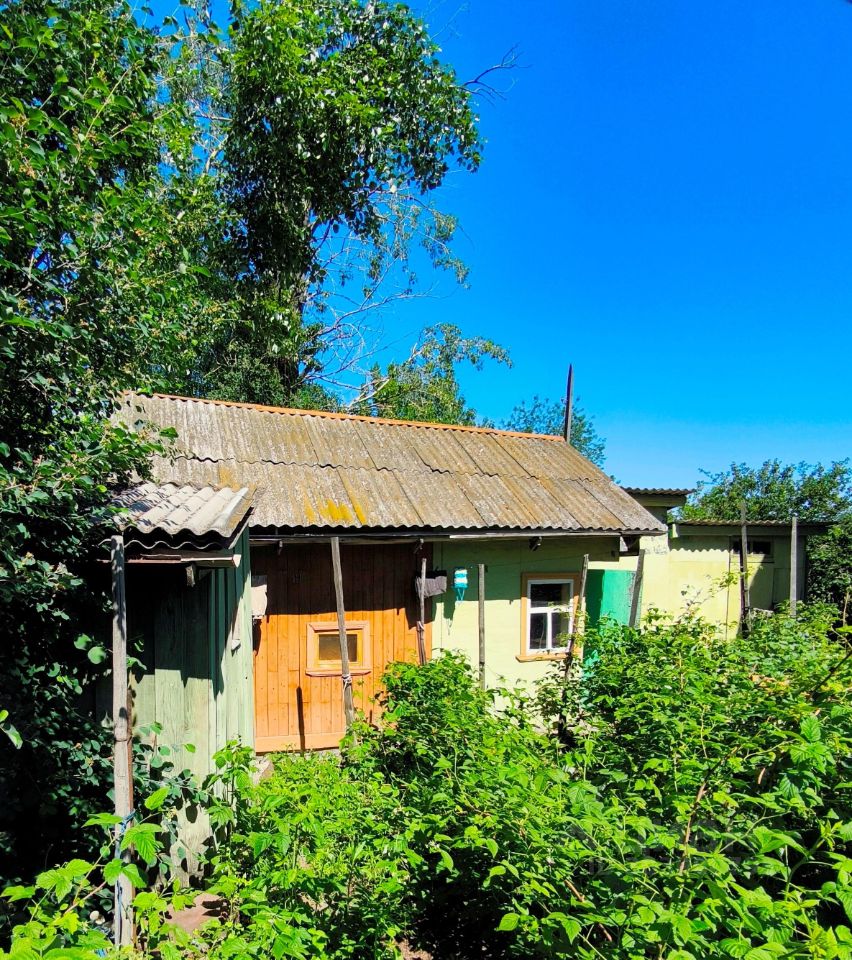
[128,526,254,871]
[431,536,619,690]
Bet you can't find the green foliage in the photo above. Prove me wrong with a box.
[0,0,490,883]
[539,608,852,958]
[211,617,851,958]
[0,0,212,882]
[200,0,484,405]
[681,460,851,523]
[681,460,852,616]
[184,626,852,956]
[503,394,607,465]
[3,616,851,957]
[356,323,511,424]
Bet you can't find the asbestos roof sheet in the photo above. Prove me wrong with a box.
[114,481,253,549]
[623,487,694,496]
[673,519,829,531]
[120,394,665,536]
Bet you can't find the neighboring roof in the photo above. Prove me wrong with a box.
[624,487,694,497]
[672,519,830,535]
[120,393,665,536]
[114,481,253,550]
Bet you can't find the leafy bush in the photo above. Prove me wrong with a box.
[3,612,850,959]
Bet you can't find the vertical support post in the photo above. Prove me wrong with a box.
[330,536,355,728]
[416,555,427,665]
[478,563,486,690]
[576,554,589,637]
[557,554,588,745]
[789,514,798,618]
[629,549,646,628]
[568,554,589,664]
[739,502,751,636]
[111,534,133,948]
[562,364,574,442]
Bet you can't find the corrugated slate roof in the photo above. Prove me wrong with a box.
[624,487,694,496]
[673,519,828,530]
[120,394,665,536]
[114,481,253,549]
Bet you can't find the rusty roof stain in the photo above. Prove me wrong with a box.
[120,394,665,536]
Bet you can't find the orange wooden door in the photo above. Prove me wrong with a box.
[252,542,430,751]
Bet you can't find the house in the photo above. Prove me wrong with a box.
[623,488,826,635]
[117,392,665,766]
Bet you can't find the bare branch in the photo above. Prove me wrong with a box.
[463,46,522,103]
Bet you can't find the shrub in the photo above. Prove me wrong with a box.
[3,612,851,959]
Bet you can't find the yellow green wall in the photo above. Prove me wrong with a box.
[639,528,803,637]
[429,527,805,692]
[431,536,621,689]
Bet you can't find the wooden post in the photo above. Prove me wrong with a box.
[416,555,427,665]
[111,534,133,948]
[739,502,751,636]
[790,514,798,618]
[557,554,588,744]
[578,553,589,623]
[629,549,646,628]
[568,554,589,666]
[562,364,574,442]
[330,536,355,728]
[478,563,486,690]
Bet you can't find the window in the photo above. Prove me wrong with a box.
[520,574,579,659]
[306,621,371,676]
[732,538,773,558]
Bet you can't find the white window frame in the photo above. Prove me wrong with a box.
[525,577,575,655]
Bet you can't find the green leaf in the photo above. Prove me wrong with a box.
[121,863,146,888]
[2,722,22,749]
[85,813,122,828]
[121,823,162,865]
[497,913,520,932]
[86,645,107,664]
[800,715,821,743]
[143,787,170,812]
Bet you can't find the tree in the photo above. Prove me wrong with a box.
[0,0,208,880]
[191,0,486,406]
[680,460,852,616]
[0,0,505,880]
[355,324,510,425]
[502,395,607,466]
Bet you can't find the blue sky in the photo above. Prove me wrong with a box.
[387,0,852,485]
[155,0,851,486]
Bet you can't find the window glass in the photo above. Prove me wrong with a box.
[529,613,547,649]
[551,612,571,646]
[530,582,565,606]
[733,538,773,557]
[307,621,369,675]
[317,632,359,664]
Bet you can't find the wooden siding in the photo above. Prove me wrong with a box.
[128,527,253,869]
[252,542,430,751]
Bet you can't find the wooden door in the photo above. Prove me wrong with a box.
[252,542,430,751]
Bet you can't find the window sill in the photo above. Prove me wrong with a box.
[516,651,575,663]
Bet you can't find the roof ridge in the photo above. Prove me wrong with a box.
[126,392,566,442]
